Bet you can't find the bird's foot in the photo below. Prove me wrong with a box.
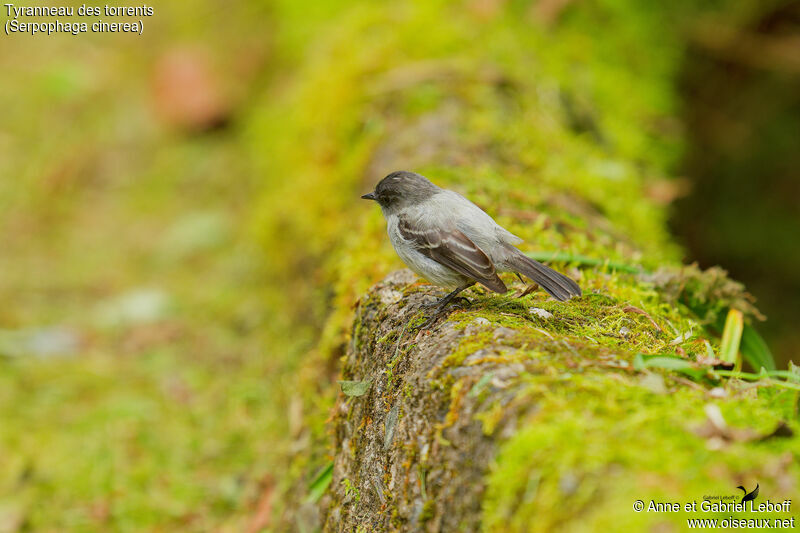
[418,313,440,331]
[421,295,471,309]
[416,283,475,330]
[417,297,471,330]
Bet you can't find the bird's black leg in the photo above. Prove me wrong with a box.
[419,282,475,330]
[422,282,475,309]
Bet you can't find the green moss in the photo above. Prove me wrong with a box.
[439,331,496,369]
[474,401,505,437]
[342,478,361,503]
[482,372,800,532]
[419,499,436,523]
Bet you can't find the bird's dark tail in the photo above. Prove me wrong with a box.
[504,247,582,301]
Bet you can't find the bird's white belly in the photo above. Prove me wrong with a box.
[387,223,465,289]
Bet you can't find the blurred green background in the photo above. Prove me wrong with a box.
[0,0,797,531]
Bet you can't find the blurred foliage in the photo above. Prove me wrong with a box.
[672,0,800,368]
[646,265,764,324]
[0,3,287,531]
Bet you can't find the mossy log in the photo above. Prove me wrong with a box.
[250,3,800,530]
[318,269,798,532]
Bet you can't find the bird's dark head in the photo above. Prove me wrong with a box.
[361,171,439,213]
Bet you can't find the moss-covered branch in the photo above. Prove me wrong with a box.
[248,2,800,530]
[318,270,797,531]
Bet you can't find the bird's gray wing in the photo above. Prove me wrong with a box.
[397,216,507,293]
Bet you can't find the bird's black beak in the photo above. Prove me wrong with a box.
[361,192,377,201]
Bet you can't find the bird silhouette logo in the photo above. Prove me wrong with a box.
[737,483,759,503]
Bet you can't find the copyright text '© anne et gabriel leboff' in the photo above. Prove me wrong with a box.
[3,4,154,36]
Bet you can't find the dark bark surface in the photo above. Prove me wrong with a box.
[323,271,528,531]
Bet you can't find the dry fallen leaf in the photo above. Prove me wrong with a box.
[247,475,275,533]
[623,305,664,333]
[151,47,231,132]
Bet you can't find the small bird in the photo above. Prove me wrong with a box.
[737,484,759,504]
[361,171,581,311]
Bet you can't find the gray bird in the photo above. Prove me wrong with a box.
[361,171,581,310]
